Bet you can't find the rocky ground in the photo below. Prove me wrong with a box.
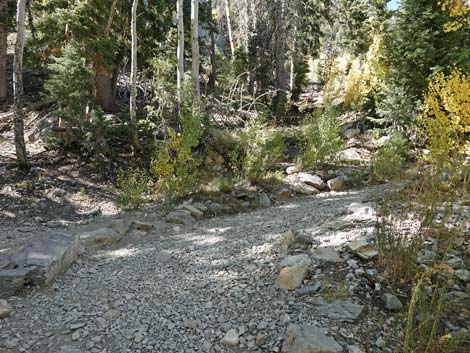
[0,184,419,353]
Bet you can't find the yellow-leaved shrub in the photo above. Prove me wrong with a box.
[419,68,470,166]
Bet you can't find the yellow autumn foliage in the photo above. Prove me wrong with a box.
[419,68,470,165]
[440,0,470,32]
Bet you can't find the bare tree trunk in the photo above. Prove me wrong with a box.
[129,0,141,155]
[191,0,200,109]
[13,0,28,170]
[0,0,7,100]
[225,0,235,57]
[176,0,184,117]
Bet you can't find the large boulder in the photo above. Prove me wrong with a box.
[166,210,196,225]
[310,298,364,322]
[327,176,348,192]
[10,232,79,286]
[281,324,343,353]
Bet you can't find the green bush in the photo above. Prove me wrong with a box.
[116,168,148,210]
[231,117,285,182]
[297,108,343,168]
[370,133,408,182]
[150,111,204,201]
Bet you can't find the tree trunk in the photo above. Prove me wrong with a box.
[176,0,184,117]
[129,0,141,155]
[94,71,118,112]
[191,0,200,109]
[207,0,217,92]
[225,0,235,58]
[0,0,7,100]
[13,0,28,170]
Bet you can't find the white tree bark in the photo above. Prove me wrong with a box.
[191,0,200,108]
[13,0,28,169]
[176,0,184,114]
[225,0,235,57]
[130,0,140,154]
[0,0,7,99]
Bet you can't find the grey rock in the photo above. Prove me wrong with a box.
[286,166,300,175]
[347,345,364,353]
[259,193,271,208]
[79,228,121,248]
[454,269,469,282]
[281,324,343,353]
[131,221,155,232]
[273,187,292,201]
[375,337,385,348]
[287,181,321,195]
[348,240,378,261]
[383,293,403,311]
[327,176,348,192]
[166,210,196,225]
[447,256,464,269]
[310,298,364,322]
[0,299,13,318]
[297,283,322,296]
[182,205,204,219]
[343,128,360,139]
[280,254,312,269]
[11,232,79,285]
[221,329,239,347]
[297,173,327,190]
[0,268,31,298]
[311,247,343,263]
[57,346,84,353]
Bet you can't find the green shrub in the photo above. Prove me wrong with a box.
[150,111,204,201]
[297,108,343,168]
[116,168,148,210]
[370,133,408,182]
[231,117,286,181]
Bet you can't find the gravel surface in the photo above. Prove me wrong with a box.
[0,187,395,353]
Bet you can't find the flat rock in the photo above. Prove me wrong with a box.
[287,180,321,195]
[79,228,122,248]
[0,268,31,298]
[280,254,312,269]
[297,173,327,190]
[281,324,343,353]
[0,299,13,318]
[455,269,469,282]
[182,205,204,219]
[311,247,343,263]
[310,298,364,322]
[131,221,154,232]
[11,232,79,285]
[166,210,196,225]
[327,176,348,192]
[286,166,300,175]
[221,329,239,347]
[348,240,378,260]
[297,283,322,296]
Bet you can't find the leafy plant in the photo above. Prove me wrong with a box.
[370,133,408,182]
[419,68,470,169]
[232,117,286,182]
[116,168,148,210]
[297,107,343,168]
[150,110,204,202]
